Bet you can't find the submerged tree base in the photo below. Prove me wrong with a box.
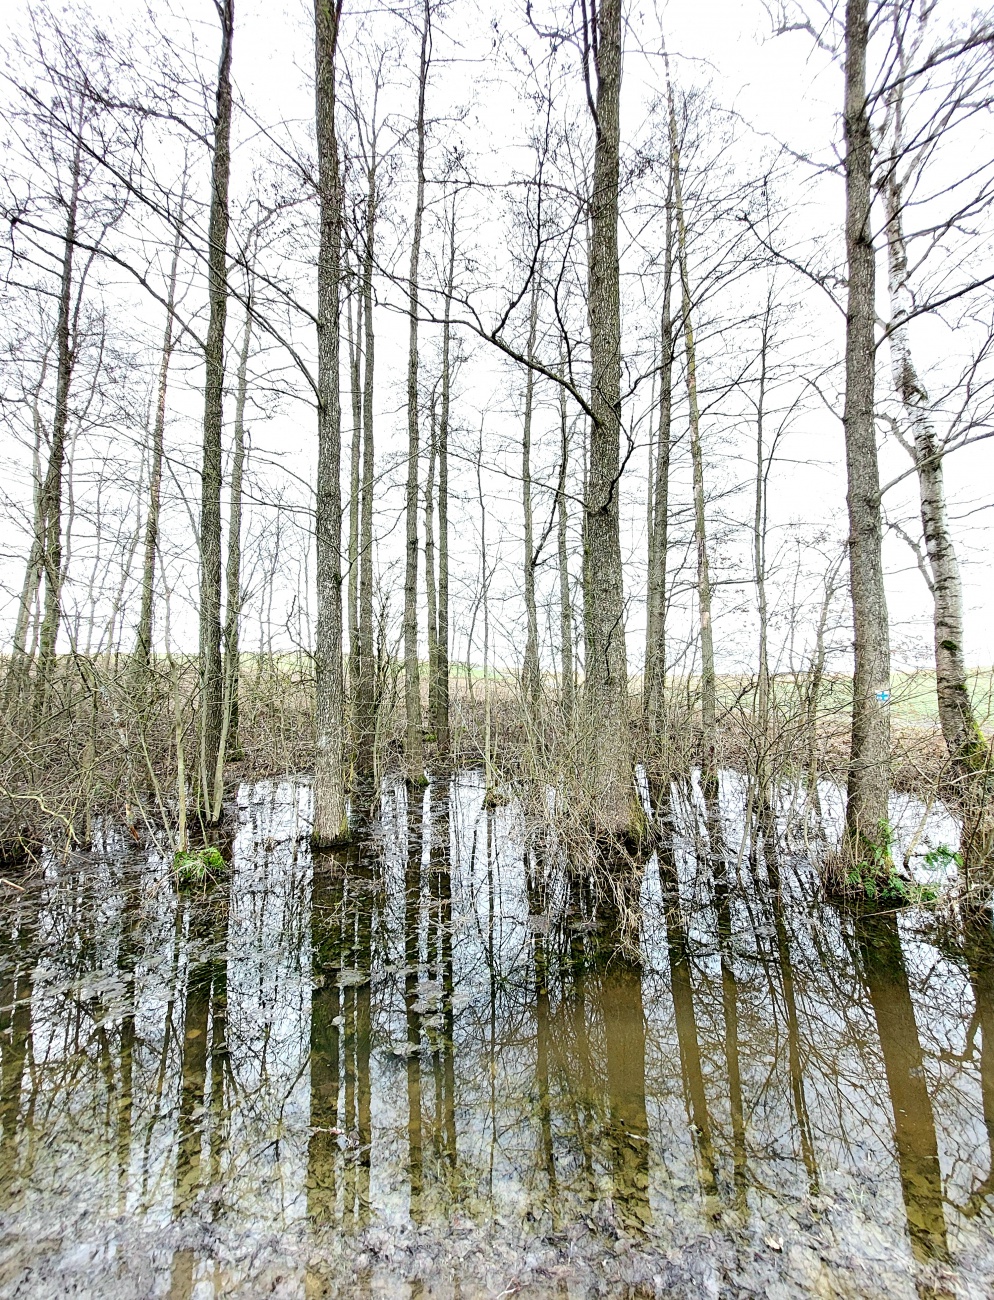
[310,828,353,852]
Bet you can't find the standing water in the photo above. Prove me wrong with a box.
[0,770,992,1298]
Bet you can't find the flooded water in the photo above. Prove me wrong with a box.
[0,770,993,1298]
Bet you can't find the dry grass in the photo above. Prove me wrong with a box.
[0,655,982,872]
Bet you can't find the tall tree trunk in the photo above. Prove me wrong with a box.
[5,358,48,710]
[643,180,675,752]
[883,36,989,867]
[843,0,891,867]
[106,503,141,668]
[885,212,975,767]
[34,126,84,722]
[312,0,349,848]
[347,280,362,712]
[403,3,430,779]
[522,274,541,710]
[667,72,717,790]
[583,0,633,837]
[356,151,377,776]
[198,0,234,825]
[753,287,773,797]
[556,355,575,718]
[7,533,42,713]
[476,428,497,794]
[431,193,454,753]
[424,403,438,741]
[222,291,251,762]
[134,198,184,687]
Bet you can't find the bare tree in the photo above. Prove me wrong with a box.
[667,65,718,791]
[643,137,675,764]
[402,1,431,780]
[346,254,362,716]
[881,2,991,831]
[34,118,84,720]
[751,276,776,801]
[430,186,455,753]
[343,48,387,779]
[222,277,252,761]
[357,149,378,774]
[133,183,186,688]
[312,0,349,847]
[4,349,48,709]
[522,272,542,711]
[582,0,634,839]
[425,395,439,739]
[198,0,234,825]
[556,348,575,718]
[842,0,892,869]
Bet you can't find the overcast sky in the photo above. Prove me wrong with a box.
[2,0,992,677]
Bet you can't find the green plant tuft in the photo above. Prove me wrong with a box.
[173,844,225,885]
[200,845,225,872]
[844,823,941,905]
[844,819,894,891]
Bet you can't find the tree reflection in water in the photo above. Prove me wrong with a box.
[0,899,33,1212]
[0,771,989,1297]
[856,910,950,1269]
[595,871,652,1234]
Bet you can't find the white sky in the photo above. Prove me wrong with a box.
[2,0,992,676]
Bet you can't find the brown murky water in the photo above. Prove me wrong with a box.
[0,771,992,1298]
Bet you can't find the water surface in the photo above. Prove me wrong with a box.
[0,771,992,1298]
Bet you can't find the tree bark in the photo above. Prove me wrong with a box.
[356,148,377,776]
[753,286,773,796]
[222,291,251,762]
[477,431,497,794]
[5,355,48,711]
[807,554,842,793]
[556,353,575,718]
[312,0,349,847]
[402,3,430,780]
[667,72,717,789]
[34,126,84,722]
[643,176,675,751]
[424,402,438,739]
[583,0,633,837]
[198,0,234,824]
[883,52,986,788]
[134,201,184,688]
[842,0,892,866]
[346,279,362,712]
[522,274,541,711]
[431,193,454,753]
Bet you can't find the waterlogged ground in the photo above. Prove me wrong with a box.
[0,771,992,1298]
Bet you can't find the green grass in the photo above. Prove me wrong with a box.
[174,845,226,885]
[701,669,994,729]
